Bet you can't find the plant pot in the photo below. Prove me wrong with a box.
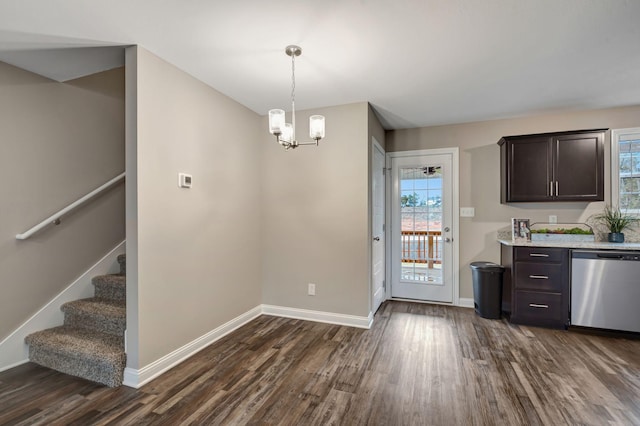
[608,232,625,243]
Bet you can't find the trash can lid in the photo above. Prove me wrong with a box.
[470,261,505,271]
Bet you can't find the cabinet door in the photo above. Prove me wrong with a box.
[553,132,604,201]
[505,137,552,202]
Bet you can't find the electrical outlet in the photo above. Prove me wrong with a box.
[549,215,558,224]
[308,283,316,296]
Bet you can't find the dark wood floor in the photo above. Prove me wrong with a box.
[1,301,639,425]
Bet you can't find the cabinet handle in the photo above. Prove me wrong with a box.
[550,181,553,196]
[528,275,549,279]
[529,253,549,257]
[555,181,559,196]
[529,303,549,309]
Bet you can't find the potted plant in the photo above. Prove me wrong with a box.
[594,205,638,243]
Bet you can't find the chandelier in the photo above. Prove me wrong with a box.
[268,45,325,150]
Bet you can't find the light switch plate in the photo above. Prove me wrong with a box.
[460,207,475,217]
[178,173,192,188]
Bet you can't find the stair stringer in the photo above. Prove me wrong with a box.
[0,240,125,372]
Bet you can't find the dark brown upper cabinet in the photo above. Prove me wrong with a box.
[498,129,606,203]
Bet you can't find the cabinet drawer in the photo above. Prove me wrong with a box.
[513,291,565,326]
[514,262,563,292]
[514,247,566,263]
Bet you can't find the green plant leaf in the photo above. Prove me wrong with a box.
[594,205,638,233]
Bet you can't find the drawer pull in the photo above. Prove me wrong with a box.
[528,275,549,279]
[529,253,549,257]
[529,303,549,309]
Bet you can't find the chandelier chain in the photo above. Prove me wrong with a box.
[291,52,296,141]
[291,52,296,106]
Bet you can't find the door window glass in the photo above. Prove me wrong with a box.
[399,165,443,283]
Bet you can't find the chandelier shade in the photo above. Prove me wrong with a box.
[309,115,325,140]
[268,109,285,135]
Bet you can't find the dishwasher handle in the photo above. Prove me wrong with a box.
[596,253,624,259]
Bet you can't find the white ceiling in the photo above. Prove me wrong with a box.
[1,0,639,129]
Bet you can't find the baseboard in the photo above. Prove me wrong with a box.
[123,305,262,388]
[262,305,373,329]
[458,297,474,309]
[0,241,126,373]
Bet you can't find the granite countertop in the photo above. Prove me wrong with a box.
[498,239,640,250]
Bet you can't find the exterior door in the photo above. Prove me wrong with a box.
[371,140,386,314]
[390,153,454,302]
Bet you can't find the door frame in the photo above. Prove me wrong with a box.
[371,137,386,315]
[385,148,461,306]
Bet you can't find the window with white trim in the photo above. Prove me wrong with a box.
[612,128,640,214]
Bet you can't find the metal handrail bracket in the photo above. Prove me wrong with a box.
[16,172,125,240]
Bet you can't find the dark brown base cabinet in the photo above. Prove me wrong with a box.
[499,129,606,203]
[501,245,570,329]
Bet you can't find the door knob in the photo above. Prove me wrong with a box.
[445,237,452,242]
[373,237,380,241]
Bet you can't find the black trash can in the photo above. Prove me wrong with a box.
[470,261,505,319]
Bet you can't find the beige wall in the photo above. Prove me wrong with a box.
[0,62,125,340]
[261,102,371,317]
[128,47,263,367]
[386,105,640,299]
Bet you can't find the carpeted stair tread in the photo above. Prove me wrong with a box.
[92,274,126,301]
[25,326,125,387]
[62,298,126,336]
[25,326,124,358]
[62,298,125,318]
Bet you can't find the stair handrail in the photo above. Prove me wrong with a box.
[16,172,125,240]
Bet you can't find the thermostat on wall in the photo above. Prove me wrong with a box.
[178,173,192,188]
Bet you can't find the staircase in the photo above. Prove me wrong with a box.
[25,254,127,387]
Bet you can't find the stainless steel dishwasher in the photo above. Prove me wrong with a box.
[571,250,640,333]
